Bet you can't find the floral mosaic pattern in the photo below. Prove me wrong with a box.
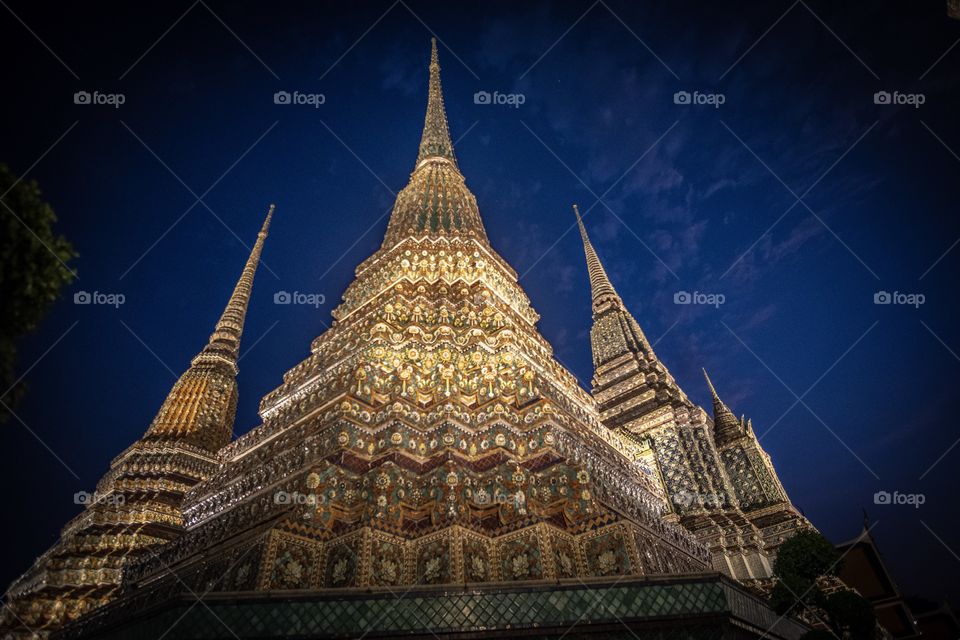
[370,536,405,586]
[268,536,316,589]
[323,538,361,588]
[462,535,491,582]
[499,533,543,581]
[584,529,631,577]
[550,533,579,579]
[416,536,451,585]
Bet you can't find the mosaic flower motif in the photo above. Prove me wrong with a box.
[597,550,617,575]
[279,559,303,586]
[423,557,442,582]
[468,556,486,581]
[511,553,530,579]
[380,558,399,584]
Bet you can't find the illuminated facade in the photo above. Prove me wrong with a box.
[2,41,809,640]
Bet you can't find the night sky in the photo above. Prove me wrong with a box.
[2,0,959,608]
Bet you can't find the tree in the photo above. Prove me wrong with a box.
[824,589,876,639]
[0,163,77,422]
[770,529,876,640]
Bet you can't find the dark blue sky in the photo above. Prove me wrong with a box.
[2,0,959,606]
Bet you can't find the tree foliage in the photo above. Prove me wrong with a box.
[824,589,876,639]
[0,163,77,421]
[774,529,843,586]
[770,529,875,640]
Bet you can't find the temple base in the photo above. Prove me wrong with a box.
[55,574,806,640]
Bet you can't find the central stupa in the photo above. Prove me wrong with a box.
[132,36,707,593]
[46,40,807,640]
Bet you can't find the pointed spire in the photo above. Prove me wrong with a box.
[382,40,489,247]
[702,368,745,445]
[574,204,620,307]
[145,205,273,448]
[196,204,274,367]
[575,204,653,364]
[415,38,458,169]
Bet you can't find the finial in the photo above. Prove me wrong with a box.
[429,38,440,70]
[415,36,457,167]
[702,368,720,400]
[573,204,591,245]
[574,203,624,309]
[259,203,275,236]
[197,205,275,366]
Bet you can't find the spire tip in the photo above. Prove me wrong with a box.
[702,368,719,399]
[416,33,456,167]
[573,204,587,236]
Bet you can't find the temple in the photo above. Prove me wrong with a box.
[573,204,807,580]
[0,206,274,634]
[1,41,830,640]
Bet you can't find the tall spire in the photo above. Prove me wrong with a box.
[382,39,489,247]
[197,204,274,368]
[575,203,656,373]
[415,38,458,169]
[574,204,620,309]
[147,204,274,449]
[702,368,745,444]
[0,205,277,635]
